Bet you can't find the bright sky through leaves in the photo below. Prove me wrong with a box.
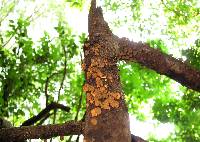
[22,1,175,140]
[1,0,199,141]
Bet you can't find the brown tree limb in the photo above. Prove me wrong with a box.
[0,121,83,142]
[21,102,70,126]
[0,120,145,142]
[36,113,52,126]
[117,38,200,92]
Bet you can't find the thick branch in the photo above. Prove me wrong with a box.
[117,38,200,92]
[36,113,52,126]
[0,120,145,142]
[21,102,70,126]
[0,121,83,142]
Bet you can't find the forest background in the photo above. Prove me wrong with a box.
[0,0,199,141]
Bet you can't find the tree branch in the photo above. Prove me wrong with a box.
[2,34,14,48]
[0,0,19,25]
[36,113,52,126]
[21,102,70,126]
[45,72,61,106]
[57,45,67,104]
[52,45,68,126]
[51,45,68,142]
[0,121,83,142]
[161,0,182,17]
[0,120,146,142]
[117,37,200,92]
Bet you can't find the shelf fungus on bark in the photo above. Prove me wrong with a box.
[91,107,101,117]
[90,118,97,126]
[83,81,121,113]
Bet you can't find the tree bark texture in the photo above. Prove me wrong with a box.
[82,38,131,142]
[1,0,200,142]
[0,121,83,142]
[117,38,200,92]
[82,0,131,141]
[0,120,146,142]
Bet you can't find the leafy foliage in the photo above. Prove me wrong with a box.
[162,0,199,25]
[0,0,200,142]
[152,89,200,141]
[65,0,86,9]
[182,38,200,70]
[147,39,169,53]
[119,62,171,121]
[0,15,85,125]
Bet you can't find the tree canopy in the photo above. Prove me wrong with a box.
[0,0,200,141]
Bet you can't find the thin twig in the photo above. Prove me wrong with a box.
[69,54,85,142]
[50,45,68,142]
[75,92,83,121]
[0,0,19,24]
[75,53,84,121]
[45,72,61,107]
[161,0,182,17]
[21,102,70,126]
[26,3,47,23]
[57,45,67,103]
[67,91,83,142]
[26,4,42,21]
[2,34,14,48]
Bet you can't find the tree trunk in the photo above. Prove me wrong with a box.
[82,0,131,141]
[83,38,131,142]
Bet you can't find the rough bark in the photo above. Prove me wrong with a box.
[82,0,131,142]
[117,38,200,92]
[0,121,83,142]
[0,120,146,142]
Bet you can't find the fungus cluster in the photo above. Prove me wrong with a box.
[83,42,121,118]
